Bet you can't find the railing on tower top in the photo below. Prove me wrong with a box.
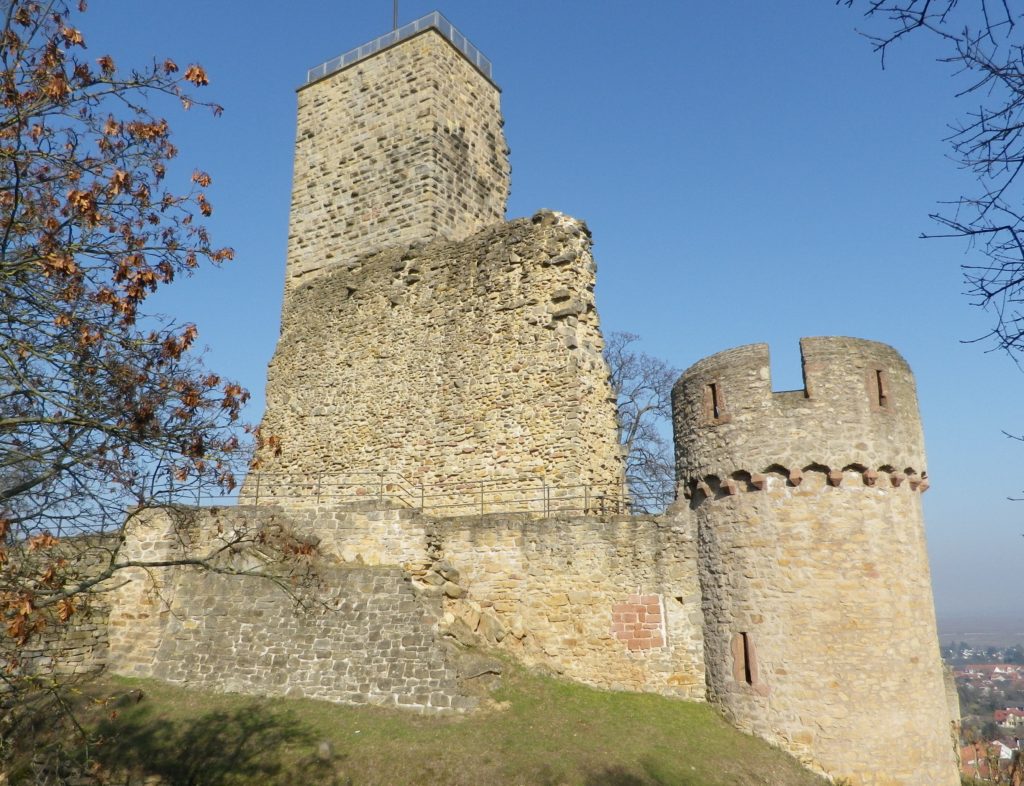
[304,11,495,87]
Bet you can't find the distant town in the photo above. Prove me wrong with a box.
[943,642,1024,782]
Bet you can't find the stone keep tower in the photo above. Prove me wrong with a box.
[672,337,958,786]
[251,14,624,505]
[284,13,510,292]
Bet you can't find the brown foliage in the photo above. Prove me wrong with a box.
[0,1,277,775]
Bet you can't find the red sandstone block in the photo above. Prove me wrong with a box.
[651,635,664,647]
[627,639,642,651]
[635,629,651,639]
[641,595,659,605]
[646,604,660,614]
[627,595,642,604]
[621,613,637,624]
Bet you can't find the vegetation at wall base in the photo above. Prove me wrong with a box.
[6,662,828,786]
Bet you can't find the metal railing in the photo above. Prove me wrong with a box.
[304,11,495,87]
[167,469,675,517]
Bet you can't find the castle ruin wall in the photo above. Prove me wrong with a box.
[272,503,706,699]
[104,507,473,714]
[427,513,706,700]
[253,212,624,502]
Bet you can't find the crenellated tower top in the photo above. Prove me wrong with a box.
[672,336,927,487]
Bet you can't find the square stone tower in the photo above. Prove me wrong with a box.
[284,13,511,293]
[248,14,625,511]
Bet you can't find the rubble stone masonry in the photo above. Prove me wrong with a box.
[672,337,959,786]
[268,505,707,699]
[105,507,471,714]
[284,29,509,292]
[252,211,625,504]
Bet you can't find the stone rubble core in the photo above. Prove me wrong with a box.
[247,210,626,509]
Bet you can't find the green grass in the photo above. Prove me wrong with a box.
[14,663,828,786]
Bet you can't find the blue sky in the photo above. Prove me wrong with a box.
[81,1,1022,626]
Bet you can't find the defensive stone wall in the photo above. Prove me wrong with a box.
[141,564,467,713]
[271,504,706,699]
[105,507,472,714]
[100,503,704,710]
[11,536,115,678]
[285,28,509,292]
[426,513,706,700]
[252,211,624,505]
[672,337,958,786]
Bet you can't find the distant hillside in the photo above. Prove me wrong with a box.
[938,612,1024,647]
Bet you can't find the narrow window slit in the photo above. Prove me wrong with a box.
[708,383,720,419]
[741,632,753,685]
[875,369,888,408]
[732,631,759,686]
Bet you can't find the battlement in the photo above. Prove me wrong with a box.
[672,337,927,483]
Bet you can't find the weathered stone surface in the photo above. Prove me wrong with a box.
[673,337,958,786]
[105,508,472,715]
[284,29,509,291]
[243,25,622,512]
[426,513,706,700]
[442,581,465,599]
[248,212,624,510]
[477,610,506,644]
[672,337,927,483]
[5,535,116,679]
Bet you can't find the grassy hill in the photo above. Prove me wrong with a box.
[12,661,828,786]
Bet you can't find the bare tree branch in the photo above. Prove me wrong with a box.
[604,332,677,513]
[843,1,1024,362]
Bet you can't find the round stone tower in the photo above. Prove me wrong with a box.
[672,337,958,786]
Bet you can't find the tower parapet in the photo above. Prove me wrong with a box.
[672,337,958,785]
[673,336,927,489]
